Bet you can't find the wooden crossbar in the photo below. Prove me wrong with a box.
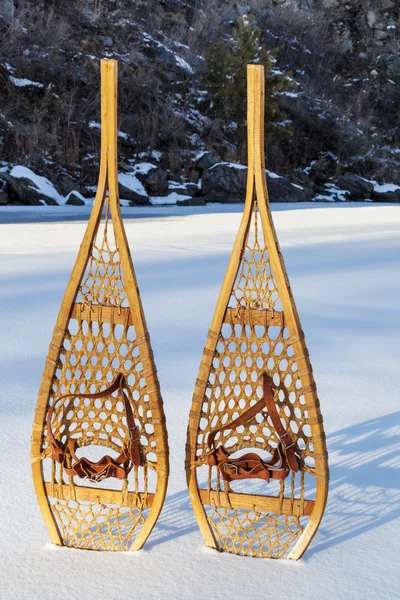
[199,489,314,517]
[70,303,133,325]
[224,307,284,327]
[45,483,154,509]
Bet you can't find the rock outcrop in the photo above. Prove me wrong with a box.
[336,172,374,200]
[202,162,313,203]
[135,165,169,196]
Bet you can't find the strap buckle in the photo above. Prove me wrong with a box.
[279,432,294,450]
[224,462,239,475]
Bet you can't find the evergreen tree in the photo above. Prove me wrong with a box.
[204,15,291,161]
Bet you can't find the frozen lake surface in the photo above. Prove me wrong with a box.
[0,203,399,599]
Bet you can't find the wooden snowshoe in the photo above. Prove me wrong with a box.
[31,59,169,551]
[186,64,329,559]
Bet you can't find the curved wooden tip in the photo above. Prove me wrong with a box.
[246,62,266,185]
[101,58,118,70]
[247,63,264,76]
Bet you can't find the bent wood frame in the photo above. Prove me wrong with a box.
[31,59,169,550]
[186,64,329,559]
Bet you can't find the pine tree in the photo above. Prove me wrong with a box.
[204,15,291,161]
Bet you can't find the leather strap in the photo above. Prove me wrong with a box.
[207,373,299,483]
[46,373,142,482]
[261,374,299,473]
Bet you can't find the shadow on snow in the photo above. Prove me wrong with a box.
[146,411,400,556]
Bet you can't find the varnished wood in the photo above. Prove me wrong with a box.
[45,484,155,509]
[224,307,284,327]
[186,64,329,560]
[31,59,169,551]
[70,303,133,325]
[199,490,314,517]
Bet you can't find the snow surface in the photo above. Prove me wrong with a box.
[0,204,399,599]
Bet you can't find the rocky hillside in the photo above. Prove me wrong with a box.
[0,0,399,206]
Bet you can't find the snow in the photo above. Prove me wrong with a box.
[117,130,130,140]
[278,91,302,98]
[174,41,190,51]
[0,204,399,599]
[372,182,400,194]
[9,76,44,88]
[195,150,206,161]
[138,150,162,162]
[132,162,156,175]
[274,119,293,127]
[210,162,248,170]
[175,56,194,74]
[151,150,163,162]
[313,184,350,203]
[9,166,64,204]
[119,163,163,200]
[118,172,147,198]
[168,181,185,189]
[149,192,191,205]
[267,170,283,179]
[358,177,400,196]
[4,62,15,73]
[64,190,87,204]
[89,121,131,140]
[140,29,193,75]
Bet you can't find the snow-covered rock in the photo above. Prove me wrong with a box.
[65,191,86,206]
[267,174,313,203]
[1,166,64,205]
[53,170,88,200]
[336,172,374,200]
[168,181,198,197]
[202,162,312,203]
[313,183,351,202]
[372,182,400,202]
[133,163,168,196]
[195,151,221,172]
[149,192,191,205]
[202,162,248,203]
[118,171,149,205]
[9,76,44,88]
